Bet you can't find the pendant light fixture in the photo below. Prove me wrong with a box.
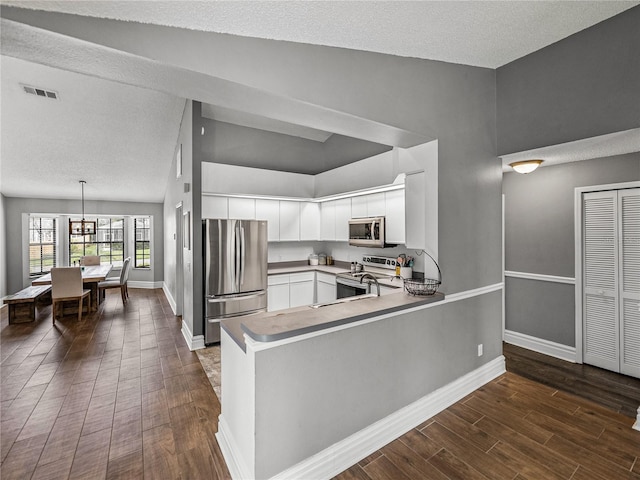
[509,159,544,174]
[69,180,97,235]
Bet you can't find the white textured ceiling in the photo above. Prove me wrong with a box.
[3,1,638,68]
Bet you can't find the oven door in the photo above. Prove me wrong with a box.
[336,277,370,299]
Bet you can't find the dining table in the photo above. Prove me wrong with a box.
[32,264,113,311]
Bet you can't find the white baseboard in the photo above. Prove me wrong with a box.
[128,280,163,289]
[217,356,506,480]
[181,320,205,351]
[162,282,177,315]
[504,329,576,363]
[634,407,640,432]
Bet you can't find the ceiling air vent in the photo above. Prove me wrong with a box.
[21,84,59,100]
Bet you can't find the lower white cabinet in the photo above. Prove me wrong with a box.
[289,272,315,308]
[267,275,290,312]
[316,272,337,304]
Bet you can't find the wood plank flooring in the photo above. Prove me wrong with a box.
[1,288,231,480]
[2,289,639,479]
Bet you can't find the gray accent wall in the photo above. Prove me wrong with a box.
[0,193,6,298]
[503,153,640,345]
[3,196,164,295]
[497,5,640,155]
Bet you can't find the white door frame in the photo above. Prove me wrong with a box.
[574,181,640,364]
[175,202,184,316]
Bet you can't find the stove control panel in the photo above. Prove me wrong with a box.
[361,255,397,270]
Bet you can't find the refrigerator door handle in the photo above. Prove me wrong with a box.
[240,225,246,287]
[206,291,267,303]
[235,225,241,291]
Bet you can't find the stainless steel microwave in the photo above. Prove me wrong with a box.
[348,217,385,248]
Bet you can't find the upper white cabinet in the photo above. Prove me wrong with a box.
[280,201,301,241]
[367,192,386,217]
[334,198,351,242]
[300,202,320,241]
[405,171,425,249]
[229,198,255,219]
[321,201,336,241]
[385,189,405,244]
[202,196,228,219]
[255,199,280,241]
[351,196,367,218]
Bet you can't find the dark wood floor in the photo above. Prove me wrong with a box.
[2,290,639,479]
[504,342,640,419]
[1,288,231,480]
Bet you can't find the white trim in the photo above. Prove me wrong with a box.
[202,183,404,204]
[127,280,163,289]
[163,282,177,315]
[634,407,640,432]
[181,320,205,351]
[502,194,505,341]
[216,416,254,480]
[574,181,640,365]
[261,356,505,480]
[504,271,575,285]
[504,329,577,363]
[246,282,504,352]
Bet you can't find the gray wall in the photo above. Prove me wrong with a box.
[503,153,640,345]
[0,193,6,298]
[497,6,640,155]
[3,196,164,295]
[202,119,391,175]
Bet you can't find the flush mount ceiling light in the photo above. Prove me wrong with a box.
[69,180,97,236]
[509,159,544,174]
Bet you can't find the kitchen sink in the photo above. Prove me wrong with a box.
[309,293,378,308]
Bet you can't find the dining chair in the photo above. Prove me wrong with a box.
[51,267,91,324]
[81,255,100,266]
[98,257,131,304]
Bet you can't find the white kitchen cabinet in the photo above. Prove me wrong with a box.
[279,201,301,241]
[255,199,280,241]
[405,171,425,249]
[268,275,290,312]
[385,189,406,244]
[320,201,336,241]
[289,272,315,308]
[300,202,320,241]
[316,272,337,304]
[350,196,367,218]
[202,196,228,219]
[334,198,351,242]
[367,192,386,217]
[228,198,256,220]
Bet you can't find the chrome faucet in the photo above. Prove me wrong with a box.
[359,273,380,296]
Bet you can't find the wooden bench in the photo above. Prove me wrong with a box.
[3,285,52,324]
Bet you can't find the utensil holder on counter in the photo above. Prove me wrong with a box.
[399,267,412,279]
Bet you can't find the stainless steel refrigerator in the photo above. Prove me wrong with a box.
[204,219,268,344]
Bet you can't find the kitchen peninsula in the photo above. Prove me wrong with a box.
[216,285,505,479]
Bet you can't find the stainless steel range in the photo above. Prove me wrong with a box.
[335,255,397,299]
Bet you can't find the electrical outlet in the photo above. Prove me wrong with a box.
[477,344,483,357]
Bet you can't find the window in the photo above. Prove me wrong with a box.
[69,217,124,267]
[135,217,151,268]
[29,216,56,275]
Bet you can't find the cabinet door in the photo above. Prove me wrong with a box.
[320,201,336,241]
[268,275,290,312]
[405,171,425,249]
[289,272,315,308]
[228,198,256,219]
[367,192,386,217]
[280,201,301,241]
[351,196,367,218]
[300,202,320,241]
[255,199,280,241]
[385,189,405,244]
[202,196,228,219]
[334,198,351,242]
[316,273,337,304]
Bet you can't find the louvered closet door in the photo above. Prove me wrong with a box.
[583,191,619,372]
[619,188,640,378]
